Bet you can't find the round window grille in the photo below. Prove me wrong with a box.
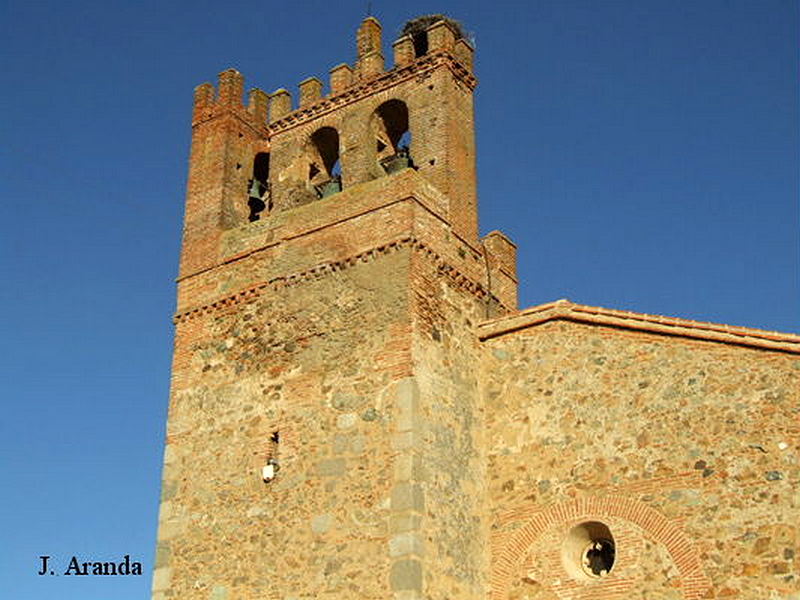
[562,521,616,580]
[581,537,615,577]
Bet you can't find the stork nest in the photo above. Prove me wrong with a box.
[401,14,466,40]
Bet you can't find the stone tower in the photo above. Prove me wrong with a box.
[153,15,516,600]
[154,15,800,600]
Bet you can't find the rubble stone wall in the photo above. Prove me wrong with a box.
[155,249,413,600]
[482,320,800,599]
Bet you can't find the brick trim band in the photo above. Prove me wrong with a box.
[173,236,508,323]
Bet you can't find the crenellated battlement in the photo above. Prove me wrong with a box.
[191,68,269,132]
[190,16,474,129]
[265,50,476,133]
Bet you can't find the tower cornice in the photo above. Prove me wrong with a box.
[172,235,508,325]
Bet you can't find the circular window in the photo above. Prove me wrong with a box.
[562,521,616,580]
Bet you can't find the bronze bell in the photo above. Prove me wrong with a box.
[316,176,342,199]
[248,179,263,199]
[380,149,411,175]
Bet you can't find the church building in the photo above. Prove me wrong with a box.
[152,15,800,600]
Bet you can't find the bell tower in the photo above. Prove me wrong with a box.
[153,14,518,600]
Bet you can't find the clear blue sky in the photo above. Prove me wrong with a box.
[1,1,797,598]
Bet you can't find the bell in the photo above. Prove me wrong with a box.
[381,153,410,174]
[248,179,262,199]
[319,179,342,198]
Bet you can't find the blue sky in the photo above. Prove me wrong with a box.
[1,1,797,598]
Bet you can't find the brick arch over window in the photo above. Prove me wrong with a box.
[309,127,340,178]
[374,100,409,152]
[308,126,342,198]
[490,496,711,600]
[372,99,413,175]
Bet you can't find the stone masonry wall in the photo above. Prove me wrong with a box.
[482,320,800,600]
[155,249,413,600]
[406,249,498,600]
[155,159,513,599]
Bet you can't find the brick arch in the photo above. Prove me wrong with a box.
[373,99,409,146]
[490,496,711,600]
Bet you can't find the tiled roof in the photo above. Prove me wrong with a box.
[478,299,800,354]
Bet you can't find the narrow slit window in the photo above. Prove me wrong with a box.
[411,30,428,57]
[247,152,271,222]
[262,430,280,482]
